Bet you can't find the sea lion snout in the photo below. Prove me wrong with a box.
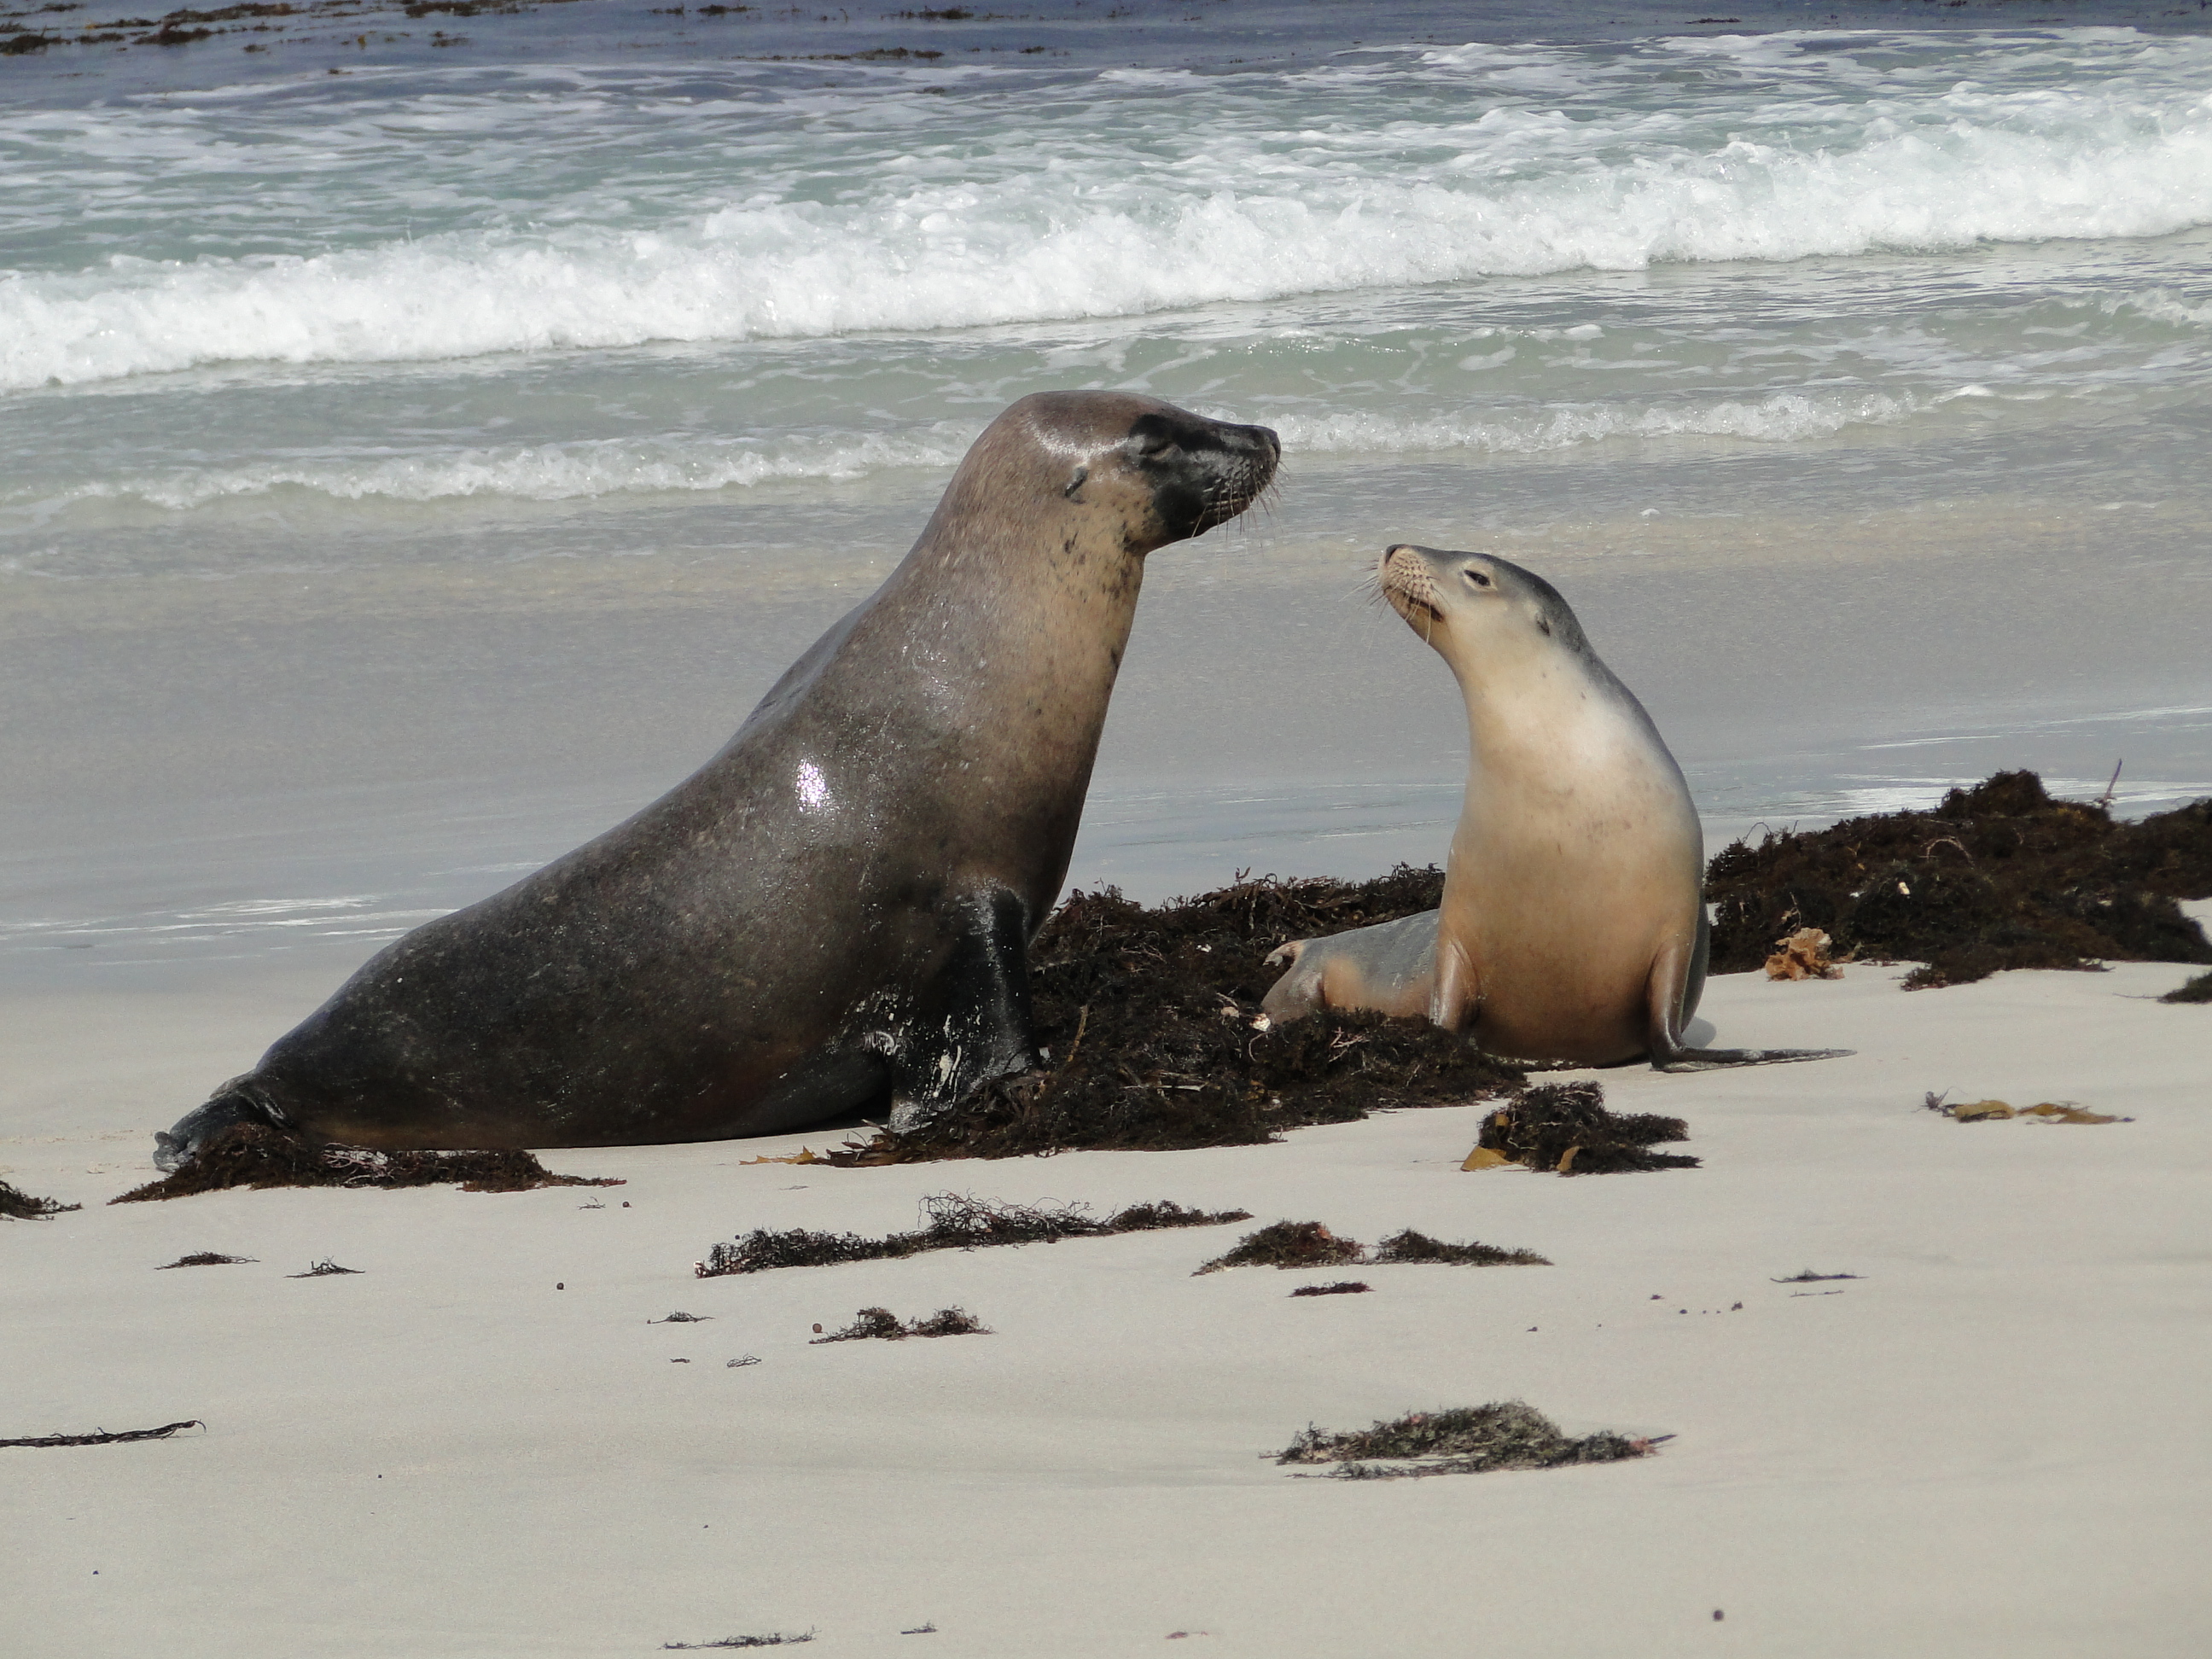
[1378,543,1452,628]
[1126,408,1279,542]
[1379,544,1577,655]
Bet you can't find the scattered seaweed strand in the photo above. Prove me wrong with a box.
[3,1420,204,1449]
[0,1179,81,1220]
[1194,1220,1548,1275]
[662,1633,816,1650]
[696,1193,1250,1278]
[114,1122,623,1203]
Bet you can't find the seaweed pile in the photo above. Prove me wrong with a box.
[1,1179,80,1220]
[830,867,1522,1164]
[1191,1220,1548,1274]
[111,1122,620,1202]
[1276,1401,1651,1481]
[1707,771,2212,988]
[696,1193,1248,1278]
[1469,1082,1699,1174]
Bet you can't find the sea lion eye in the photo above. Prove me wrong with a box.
[1464,568,1492,588]
[1062,465,1089,500]
[1126,416,1185,460]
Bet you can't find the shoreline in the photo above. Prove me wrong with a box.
[12,0,2210,108]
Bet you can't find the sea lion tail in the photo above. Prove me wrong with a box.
[153,1075,291,1172]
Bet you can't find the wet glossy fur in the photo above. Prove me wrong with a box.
[158,393,1278,1163]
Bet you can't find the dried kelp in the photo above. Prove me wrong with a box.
[2163,970,2212,1004]
[1765,927,1842,980]
[156,1253,255,1269]
[1371,1228,1547,1266]
[1195,1220,1365,1273]
[1936,1097,2128,1125]
[1289,1281,1372,1297]
[695,1192,1249,1278]
[823,869,1522,1164]
[111,1122,621,1202]
[0,1179,79,1220]
[1708,771,2212,987]
[809,1306,988,1342]
[1194,1220,1547,1275]
[1276,1401,1652,1480]
[2,1420,203,1449]
[1471,1081,1698,1174]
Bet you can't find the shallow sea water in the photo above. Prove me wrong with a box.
[3,0,2209,983]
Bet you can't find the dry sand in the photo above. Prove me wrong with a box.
[4,906,2209,1657]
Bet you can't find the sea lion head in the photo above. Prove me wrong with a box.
[948,392,1279,557]
[1377,544,1589,669]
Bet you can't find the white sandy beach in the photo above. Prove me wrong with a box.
[5,913,2209,1658]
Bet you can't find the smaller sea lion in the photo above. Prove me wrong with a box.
[1262,545,1848,1072]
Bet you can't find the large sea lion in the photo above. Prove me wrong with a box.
[155,393,1278,1166]
[1262,544,1847,1072]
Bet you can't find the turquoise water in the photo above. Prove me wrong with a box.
[4,0,2210,975]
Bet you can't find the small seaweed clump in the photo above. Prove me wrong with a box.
[1706,771,2212,988]
[156,1252,255,1269]
[1,1179,80,1220]
[809,1306,988,1342]
[1276,1400,1652,1480]
[1474,1082,1697,1173]
[1371,1228,1548,1266]
[111,1122,622,1202]
[820,869,1522,1164]
[1196,1220,1365,1273]
[697,1192,1250,1278]
[1290,1281,1372,1297]
[1194,1220,1548,1275]
[663,1634,815,1651]
[2163,970,2212,1004]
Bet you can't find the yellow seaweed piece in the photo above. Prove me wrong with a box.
[739,1147,823,1166]
[2021,1103,2122,1124]
[1951,1099,2015,1121]
[1461,1146,1514,1172]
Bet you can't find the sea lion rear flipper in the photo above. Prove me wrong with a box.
[1643,923,1852,1071]
[886,889,1039,1132]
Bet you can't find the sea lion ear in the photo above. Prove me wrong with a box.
[1062,464,1089,501]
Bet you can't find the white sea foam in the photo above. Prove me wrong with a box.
[5,31,2211,391]
[1268,391,1919,456]
[9,390,1921,519]
[11,426,979,515]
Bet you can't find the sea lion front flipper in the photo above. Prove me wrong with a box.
[1643,922,1853,1072]
[885,889,1040,1132]
[1428,929,1481,1035]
